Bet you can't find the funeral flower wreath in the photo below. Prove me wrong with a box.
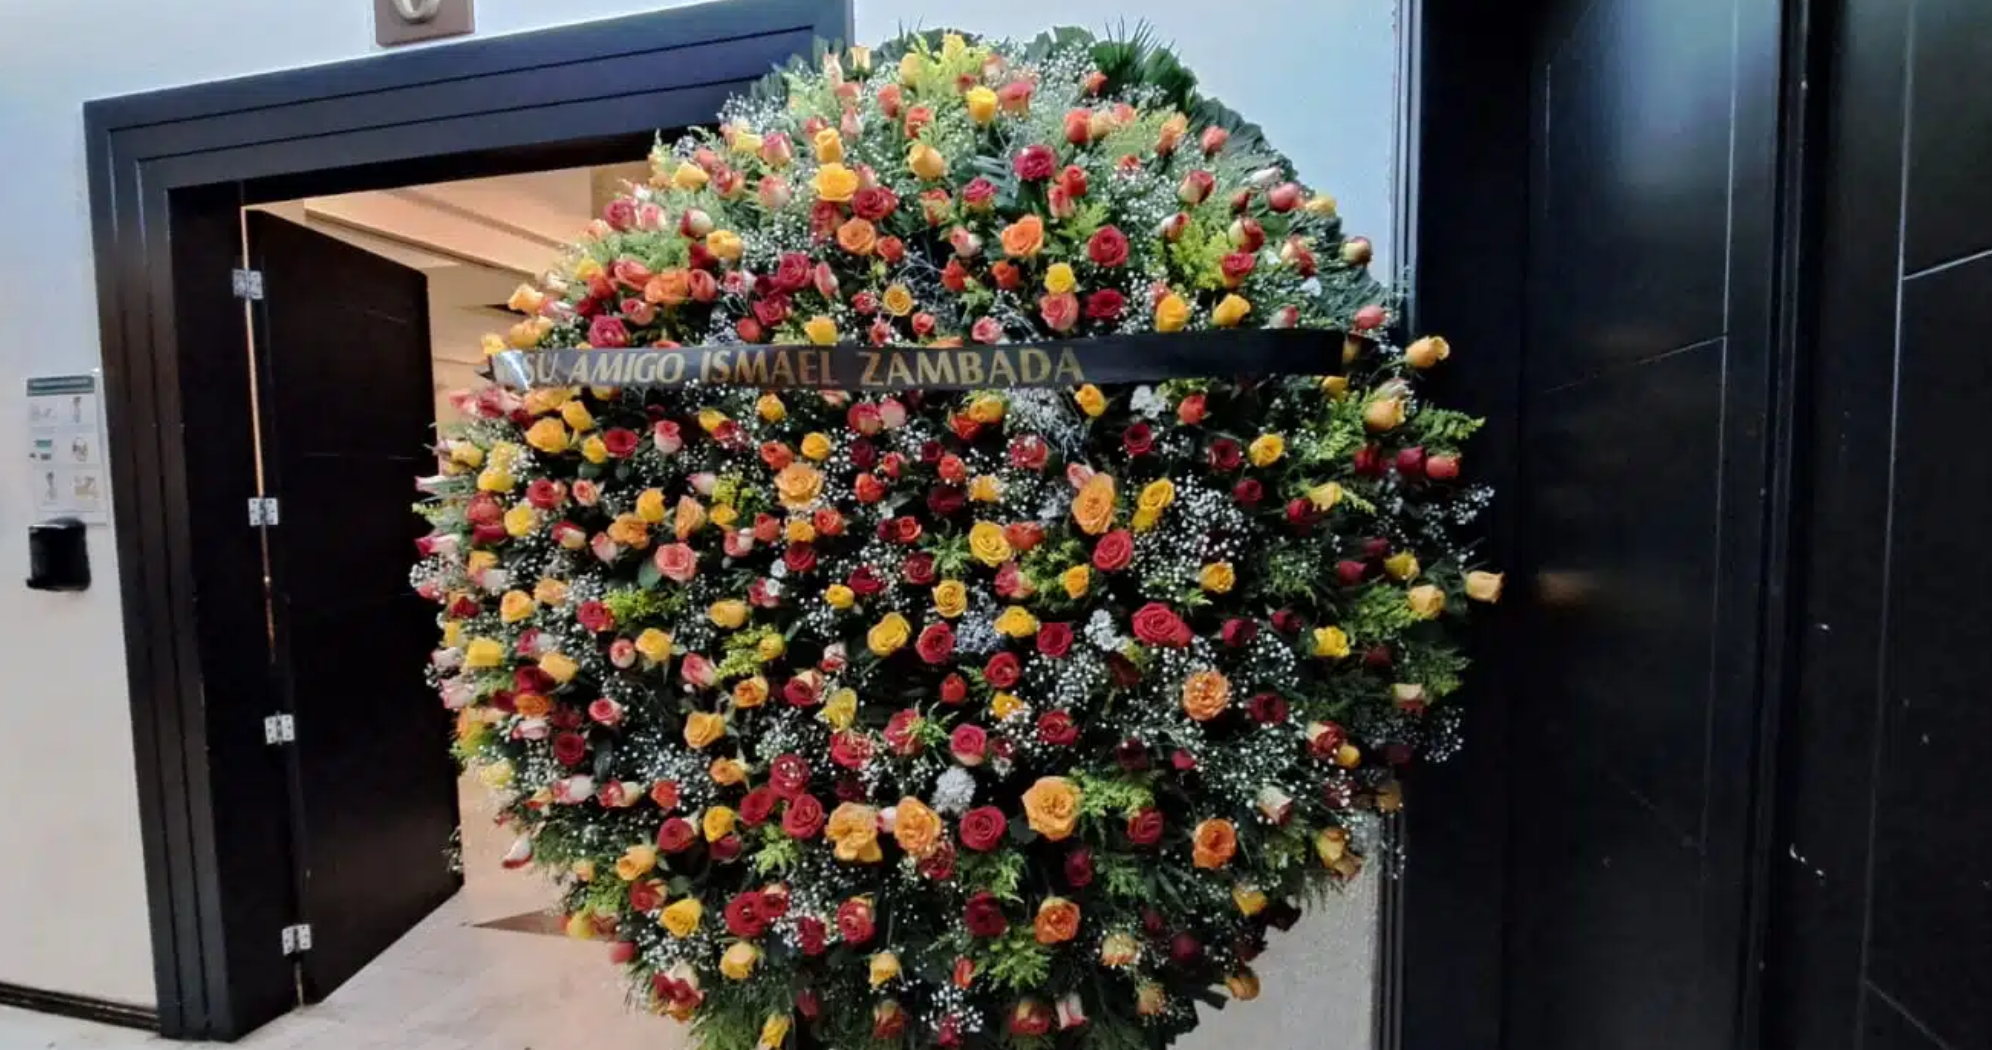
[414,27,1499,1050]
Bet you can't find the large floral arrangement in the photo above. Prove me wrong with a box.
[415,28,1497,1050]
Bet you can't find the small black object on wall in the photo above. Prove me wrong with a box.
[26,518,90,591]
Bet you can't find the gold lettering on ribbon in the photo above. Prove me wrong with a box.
[564,358,592,384]
[955,351,983,386]
[885,352,916,386]
[1018,347,1052,383]
[734,350,771,385]
[1055,347,1086,383]
[659,352,686,384]
[702,350,730,383]
[796,350,820,386]
[770,351,796,386]
[915,351,957,386]
[533,355,560,385]
[860,352,883,386]
[630,353,660,385]
[985,350,1018,386]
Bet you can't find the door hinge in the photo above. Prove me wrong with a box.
[248,496,280,526]
[263,713,296,744]
[281,923,313,955]
[232,268,265,300]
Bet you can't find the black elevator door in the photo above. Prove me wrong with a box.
[247,210,462,1002]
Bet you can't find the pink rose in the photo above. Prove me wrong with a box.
[654,543,697,583]
[1040,292,1079,333]
[588,698,624,727]
[587,315,630,348]
[1014,144,1057,181]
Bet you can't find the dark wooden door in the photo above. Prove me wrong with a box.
[246,210,462,1002]
[1765,2,1992,1048]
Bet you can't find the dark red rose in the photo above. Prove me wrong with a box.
[1308,722,1347,761]
[830,730,874,769]
[1141,908,1166,935]
[918,838,957,880]
[783,794,827,838]
[552,732,588,767]
[1363,537,1393,559]
[576,600,616,633]
[1353,443,1386,477]
[1064,847,1095,887]
[1286,497,1318,530]
[771,252,813,292]
[725,892,770,937]
[1122,422,1155,456]
[1171,932,1203,964]
[964,892,1009,937]
[627,880,662,914]
[1014,144,1057,181]
[1087,225,1129,267]
[916,623,957,664]
[1396,446,1428,479]
[1172,748,1198,771]
[601,427,640,459]
[1116,737,1150,771]
[752,294,791,328]
[1037,622,1074,658]
[1084,288,1126,320]
[963,176,998,209]
[796,916,829,956]
[657,817,697,853]
[959,806,1008,852]
[836,897,876,946]
[903,552,937,586]
[848,566,885,596]
[739,787,778,827]
[1233,478,1265,505]
[885,709,925,755]
[1208,438,1244,471]
[853,186,899,222]
[1037,710,1079,746]
[1271,608,1305,635]
[940,673,969,704]
[1009,435,1049,471]
[984,652,1022,689]
[1221,618,1258,648]
[709,834,741,865]
[1093,529,1135,572]
[919,440,945,465]
[784,543,818,574]
[770,754,810,798]
[1127,807,1164,846]
[850,438,879,469]
[1336,559,1368,585]
[927,485,968,517]
[1107,653,1143,687]
[1221,251,1257,285]
[550,706,583,731]
[784,676,822,707]
[1131,602,1193,648]
[1245,693,1290,725]
[1365,645,1394,670]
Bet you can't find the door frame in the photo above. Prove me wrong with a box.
[83,1,852,1038]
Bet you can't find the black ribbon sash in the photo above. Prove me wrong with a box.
[488,329,1343,391]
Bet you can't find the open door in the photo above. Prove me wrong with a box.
[246,210,463,1002]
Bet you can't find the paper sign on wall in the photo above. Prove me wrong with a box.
[26,374,110,524]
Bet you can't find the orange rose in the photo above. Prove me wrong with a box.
[774,462,825,508]
[514,692,552,718]
[1000,214,1046,258]
[837,216,879,256]
[892,797,943,858]
[1181,670,1232,722]
[826,802,883,863]
[1034,897,1081,945]
[1193,818,1238,869]
[645,269,691,307]
[1021,776,1082,841]
[1071,473,1116,535]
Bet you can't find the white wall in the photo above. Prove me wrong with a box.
[0,0,1397,1013]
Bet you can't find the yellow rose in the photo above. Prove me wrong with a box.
[968,475,1002,502]
[539,652,579,684]
[1212,293,1252,328]
[757,635,785,662]
[1408,584,1447,620]
[720,941,760,981]
[580,435,610,464]
[635,628,673,663]
[1383,552,1421,581]
[1247,433,1285,467]
[1405,336,1452,369]
[684,711,727,749]
[966,85,998,123]
[812,162,860,202]
[476,760,513,789]
[479,332,507,356]
[523,387,572,415]
[441,621,464,648]
[994,606,1040,638]
[869,952,902,988]
[1315,826,1350,866]
[636,488,668,523]
[1137,480,1175,513]
[1074,384,1108,417]
[477,466,515,493]
[711,758,749,787]
[560,400,595,432]
[697,408,729,434]
[730,129,764,155]
[1466,571,1504,603]
[610,512,652,549]
[1227,970,1262,1002]
[1044,263,1076,295]
[1307,482,1343,511]
[733,675,771,708]
[908,142,949,181]
[524,418,569,454]
[786,517,819,545]
[802,316,838,346]
[967,395,1006,424]
[1233,884,1269,917]
[1322,375,1351,400]
[800,432,833,461]
[1306,193,1339,216]
[933,580,968,619]
[464,638,505,669]
[710,600,750,629]
[507,318,546,349]
[661,898,703,938]
[1311,626,1351,659]
[898,51,924,85]
[615,844,658,881]
[706,230,745,262]
[824,584,856,609]
[1061,565,1090,599]
[1155,293,1191,332]
[711,503,740,528]
[500,590,536,624]
[570,858,594,882]
[533,577,569,606]
[564,912,595,940]
[969,521,1013,567]
[826,803,883,863]
[1199,562,1236,594]
[1021,776,1082,841]
[1131,507,1160,533]
[1071,473,1116,535]
[774,462,825,508]
[869,612,912,656]
[758,1014,793,1050]
[1365,397,1408,432]
[703,805,737,842]
[756,393,787,423]
[991,691,1027,720]
[1181,669,1232,722]
[671,161,710,191]
[821,688,858,730]
[881,283,916,317]
[813,127,844,163]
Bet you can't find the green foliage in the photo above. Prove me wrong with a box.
[1096,855,1153,901]
[1397,644,1472,699]
[1410,407,1485,451]
[602,586,682,626]
[1074,770,1156,819]
[959,849,1029,901]
[1343,583,1420,641]
[978,926,1053,991]
[752,825,802,875]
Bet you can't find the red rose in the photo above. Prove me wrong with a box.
[1126,807,1164,846]
[784,676,822,707]
[1221,250,1257,286]
[1123,423,1155,456]
[1061,165,1089,197]
[1009,435,1050,471]
[587,315,630,349]
[657,817,697,853]
[1014,144,1057,181]
[963,176,998,210]
[770,754,810,798]
[893,516,924,544]
[885,709,926,755]
[1308,722,1347,761]
[1003,521,1046,552]
[784,543,818,574]
[1271,609,1305,635]
[1353,444,1386,477]
[836,897,877,946]
[940,673,969,704]
[1175,392,1209,425]
[601,429,642,464]
[628,879,663,914]
[918,838,957,880]
[650,779,682,809]
[706,832,741,861]
[848,402,885,435]
[964,892,1009,937]
[576,600,615,633]
[1209,438,1244,471]
[796,915,829,956]
[903,552,937,586]
[552,732,588,767]
[1092,529,1135,572]
[1010,1002,1054,1037]
[1233,478,1265,505]
[771,251,813,292]
[783,794,827,838]
[984,652,1022,688]
[854,472,887,503]
[1087,225,1130,267]
[1133,603,1192,648]
[603,198,637,231]
[960,806,1008,852]
[1040,292,1080,333]
[853,186,899,222]
[830,730,874,769]
[1064,847,1095,888]
[995,561,1033,600]
[848,566,885,596]
[1084,289,1126,320]
[878,235,906,264]
[725,892,770,938]
[950,724,988,766]
[752,294,792,328]
[1220,618,1258,648]
[928,485,968,517]
[1037,622,1074,658]
[1037,710,1078,746]
[1245,692,1290,725]
[740,787,778,827]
